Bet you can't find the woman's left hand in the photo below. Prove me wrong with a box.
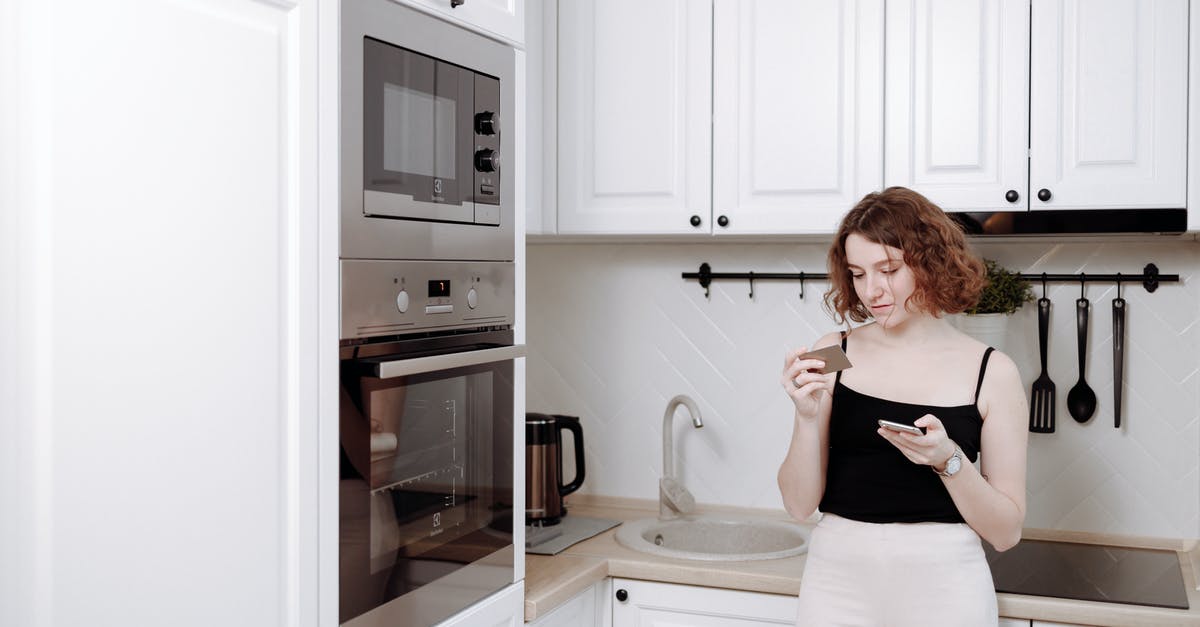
[877,413,957,470]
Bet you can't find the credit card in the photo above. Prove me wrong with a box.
[798,344,853,374]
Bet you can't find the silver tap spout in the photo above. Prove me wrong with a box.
[660,394,703,519]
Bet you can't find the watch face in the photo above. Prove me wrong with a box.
[946,454,962,475]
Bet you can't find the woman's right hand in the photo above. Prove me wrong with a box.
[781,347,836,421]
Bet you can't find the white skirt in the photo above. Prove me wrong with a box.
[795,513,998,627]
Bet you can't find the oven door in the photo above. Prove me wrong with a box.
[339,343,522,627]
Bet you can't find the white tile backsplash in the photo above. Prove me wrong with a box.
[527,240,1200,539]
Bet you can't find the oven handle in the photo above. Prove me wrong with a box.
[373,344,526,379]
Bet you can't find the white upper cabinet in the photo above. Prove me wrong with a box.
[713,0,884,235]
[1029,0,1188,209]
[404,0,525,46]
[885,0,1030,211]
[555,0,882,236]
[886,0,1188,212]
[557,0,713,234]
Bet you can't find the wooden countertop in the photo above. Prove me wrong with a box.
[524,495,1200,626]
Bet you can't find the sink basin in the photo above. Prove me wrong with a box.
[615,516,810,561]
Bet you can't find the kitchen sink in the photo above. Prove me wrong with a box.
[615,516,810,561]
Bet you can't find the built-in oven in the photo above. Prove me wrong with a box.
[341,0,514,262]
[338,260,521,627]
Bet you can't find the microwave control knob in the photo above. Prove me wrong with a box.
[474,149,499,172]
[466,287,478,309]
[474,111,498,135]
[395,290,410,313]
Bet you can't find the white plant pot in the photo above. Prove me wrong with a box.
[956,313,1009,352]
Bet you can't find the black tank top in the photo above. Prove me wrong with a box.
[819,334,993,524]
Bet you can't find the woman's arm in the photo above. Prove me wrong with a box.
[880,351,1028,551]
[944,351,1028,550]
[777,332,842,521]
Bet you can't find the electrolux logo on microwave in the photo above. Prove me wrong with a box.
[433,178,444,200]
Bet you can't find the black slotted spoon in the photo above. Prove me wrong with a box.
[1029,275,1055,433]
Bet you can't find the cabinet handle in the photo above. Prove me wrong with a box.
[1037,188,1052,202]
[689,215,702,227]
[717,215,729,228]
[1005,190,1020,203]
[615,588,628,602]
[450,0,464,6]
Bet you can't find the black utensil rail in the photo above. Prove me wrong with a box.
[681,262,1179,299]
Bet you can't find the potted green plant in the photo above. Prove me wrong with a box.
[957,259,1035,349]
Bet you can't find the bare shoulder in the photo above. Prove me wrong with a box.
[983,348,1022,386]
[978,348,1026,420]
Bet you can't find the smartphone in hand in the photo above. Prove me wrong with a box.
[798,344,853,374]
[877,419,925,435]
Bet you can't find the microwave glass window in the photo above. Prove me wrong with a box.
[382,83,456,180]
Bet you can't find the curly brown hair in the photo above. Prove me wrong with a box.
[824,187,986,324]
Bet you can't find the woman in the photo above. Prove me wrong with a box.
[778,187,1027,626]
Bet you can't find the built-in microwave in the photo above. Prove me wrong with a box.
[341,0,515,263]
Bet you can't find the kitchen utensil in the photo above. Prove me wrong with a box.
[1112,282,1126,428]
[526,413,586,525]
[1066,296,1097,422]
[1029,296,1056,433]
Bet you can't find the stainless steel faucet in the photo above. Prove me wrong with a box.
[660,394,703,519]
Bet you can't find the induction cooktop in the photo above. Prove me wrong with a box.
[984,539,1190,610]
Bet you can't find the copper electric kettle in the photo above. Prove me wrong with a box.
[525,413,585,525]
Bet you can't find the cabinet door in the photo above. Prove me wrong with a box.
[404,0,525,45]
[713,0,884,235]
[885,0,1030,211]
[0,0,318,624]
[611,578,798,626]
[1029,0,1187,210]
[557,0,713,234]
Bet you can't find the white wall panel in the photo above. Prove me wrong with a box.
[527,242,1200,539]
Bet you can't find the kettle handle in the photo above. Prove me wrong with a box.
[555,415,586,497]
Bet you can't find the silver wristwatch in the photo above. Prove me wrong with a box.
[934,446,963,477]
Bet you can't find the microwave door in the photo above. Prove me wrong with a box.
[363,39,474,223]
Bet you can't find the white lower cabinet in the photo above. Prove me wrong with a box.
[610,578,798,626]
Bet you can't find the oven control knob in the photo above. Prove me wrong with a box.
[474,149,499,172]
[396,290,410,313]
[474,111,498,135]
[466,287,478,309]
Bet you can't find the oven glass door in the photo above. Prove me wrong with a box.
[339,344,517,626]
[362,36,476,224]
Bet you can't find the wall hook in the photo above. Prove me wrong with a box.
[1041,272,1048,299]
[1115,273,1123,299]
[1143,263,1160,292]
[698,262,712,299]
[799,272,806,300]
[1079,274,1086,298]
[748,271,755,299]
